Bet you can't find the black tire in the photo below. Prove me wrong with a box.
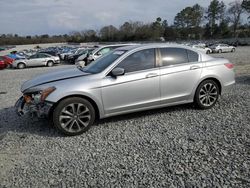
[47,61,54,67]
[17,63,25,69]
[231,48,235,52]
[206,50,210,54]
[194,80,219,109]
[52,97,95,136]
[218,49,222,53]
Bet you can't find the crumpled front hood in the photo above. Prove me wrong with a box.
[21,67,90,92]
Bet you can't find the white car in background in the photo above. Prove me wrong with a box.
[12,53,60,69]
[87,44,138,64]
[210,44,236,53]
[192,45,212,54]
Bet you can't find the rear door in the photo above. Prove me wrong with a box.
[159,48,202,104]
[34,54,47,66]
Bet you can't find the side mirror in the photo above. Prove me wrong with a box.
[111,67,125,77]
[96,52,102,56]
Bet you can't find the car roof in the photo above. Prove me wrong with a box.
[116,43,199,51]
[96,43,137,48]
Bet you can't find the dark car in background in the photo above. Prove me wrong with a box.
[67,48,95,64]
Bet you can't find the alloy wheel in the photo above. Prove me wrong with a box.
[59,103,91,133]
[199,83,218,107]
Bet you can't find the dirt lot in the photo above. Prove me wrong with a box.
[0,47,249,187]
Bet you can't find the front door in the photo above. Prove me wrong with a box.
[101,48,161,116]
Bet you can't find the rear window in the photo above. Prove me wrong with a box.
[187,50,199,62]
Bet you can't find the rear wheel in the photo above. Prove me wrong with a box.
[231,48,235,52]
[17,63,25,69]
[218,49,222,53]
[194,80,219,109]
[53,97,95,136]
[47,61,54,67]
[206,50,210,54]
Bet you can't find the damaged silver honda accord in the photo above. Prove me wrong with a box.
[15,44,235,136]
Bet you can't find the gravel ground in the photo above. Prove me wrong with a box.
[0,48,250,187]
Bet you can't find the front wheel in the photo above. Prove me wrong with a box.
[194,80,219,109]
[231,48,235,52]
[47,61,54,67]
[17,63,25,69]
[52,97,95,136]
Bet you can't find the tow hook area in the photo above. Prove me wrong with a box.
[15,96,26,116]
[15,96,53,118]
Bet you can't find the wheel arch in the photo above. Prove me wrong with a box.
[46,59,54,65]
[196,77,222,95]
[17,61,26,66]
[49,94,101,120]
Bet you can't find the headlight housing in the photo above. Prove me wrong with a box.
[24,87,56,103]
[40,87,56,101]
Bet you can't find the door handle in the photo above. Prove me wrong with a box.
[190,65,200,70]
[146,73,158,78]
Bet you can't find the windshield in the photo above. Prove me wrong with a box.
[81,50,127,74]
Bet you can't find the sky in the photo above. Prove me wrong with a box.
[0,0,242,36]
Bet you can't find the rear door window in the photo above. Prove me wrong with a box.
[160,48,188,66]
[160,48,199,66]
[187,50,199,62]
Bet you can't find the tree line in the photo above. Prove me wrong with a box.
[0,0,250,45]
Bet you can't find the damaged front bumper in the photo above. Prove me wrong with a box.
[15,96,54,118]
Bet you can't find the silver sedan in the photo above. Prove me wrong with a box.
[210,44,236,53]
[12,53,60,69]
[15,44,235,135]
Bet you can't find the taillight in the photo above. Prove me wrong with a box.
[224,63,234,69]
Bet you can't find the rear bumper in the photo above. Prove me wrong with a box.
[55,60,61,64]
[222,81,235,93]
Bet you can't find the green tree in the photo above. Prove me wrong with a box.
[206,0,226,37]
[119,22,135,41]
[151,17,164,40]
[242,0,250,19]
[174,4,203,39]
[174,5,203,28]
[228,1,245,37]
[99,25,118,41]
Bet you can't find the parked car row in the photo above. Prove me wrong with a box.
[188,43,236,54]
[0,42,236,70]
